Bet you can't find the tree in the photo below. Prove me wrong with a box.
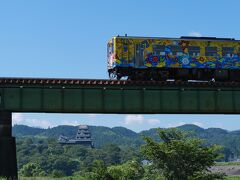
[51,170,65,178]
[52,157,79,176]
[91,160,112,180]
[141,165,164,180]
[141,128,225,180]
[102,144,121,165]
[107,165,123,179]
[121,147,141,163]
[107,160,144,180]
[121,160,144,179]
[19,162,45,177]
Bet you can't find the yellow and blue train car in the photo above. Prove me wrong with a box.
[107,36,240,81]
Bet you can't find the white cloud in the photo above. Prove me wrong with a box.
[87,114,97,118]
[12,113,87,128]
[12,113,24,124]
[13,113,53,128]
[61,119,83,126]
[124,115,144,125]
[188,32,202,37]
[24,118,53,128]
[192,122,203,127]
[124,115,160,125]
[147,118,161,125]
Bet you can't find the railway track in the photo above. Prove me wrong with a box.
[0,77,240,87]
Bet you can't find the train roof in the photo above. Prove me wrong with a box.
[114,35,240,42]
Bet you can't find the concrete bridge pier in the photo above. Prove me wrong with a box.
[0,111,18,180]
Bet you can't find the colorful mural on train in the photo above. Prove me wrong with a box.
[108,37,240,70]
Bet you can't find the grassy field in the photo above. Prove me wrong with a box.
[16,176,240,180]
[226,176,240,180]
[216,162,240,166]
[19,177,85,180]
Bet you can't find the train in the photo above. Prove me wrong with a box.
[107,35,240,81]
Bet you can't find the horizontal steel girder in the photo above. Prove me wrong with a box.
[0,82,240,114]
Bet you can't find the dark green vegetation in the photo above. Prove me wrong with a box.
[14,124,240,162]
[14,124,240,178]
[15,125,143,178]
[142,128,225,179]
[17,138,139,177]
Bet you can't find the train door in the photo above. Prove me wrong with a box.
[135,44,145,67]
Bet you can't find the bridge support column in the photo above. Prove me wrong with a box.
[0,111,18,180]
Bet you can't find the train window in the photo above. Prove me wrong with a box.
[205,47,217,56]
[188,46,200,57]
[170,45,183,56]
[153,45,165,55]
[222,47,234,57]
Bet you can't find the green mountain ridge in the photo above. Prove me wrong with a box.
[13,124,240,162]
[12,124,235,140]
[12,124,239,149]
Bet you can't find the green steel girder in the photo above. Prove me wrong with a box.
[0,83,240,114]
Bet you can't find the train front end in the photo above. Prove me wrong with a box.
[107,37,117,79]
[107,36,135,80]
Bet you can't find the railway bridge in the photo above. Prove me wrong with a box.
[1,77,240,179]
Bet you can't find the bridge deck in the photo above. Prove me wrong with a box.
[0,77,240,114]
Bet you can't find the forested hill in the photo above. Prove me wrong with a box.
[13,124,240,159]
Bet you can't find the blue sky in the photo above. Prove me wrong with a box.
[1,0,240,132]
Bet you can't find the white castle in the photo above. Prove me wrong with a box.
[58,125,94,148]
